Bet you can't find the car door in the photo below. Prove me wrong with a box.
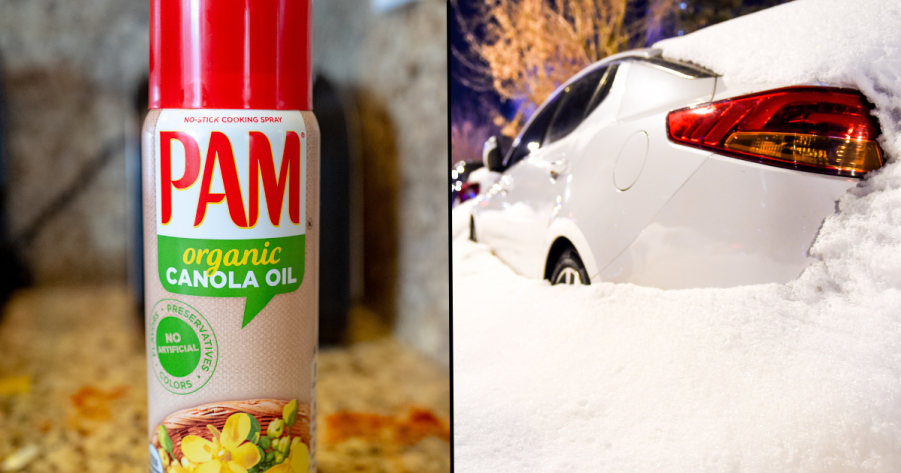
[564,59,718,279]
[476,93,561,275]
[480,66,613,277]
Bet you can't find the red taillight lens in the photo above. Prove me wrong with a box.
[667,87,884,177]
[459,182,480,202]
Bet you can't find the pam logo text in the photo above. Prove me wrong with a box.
[159,130,302,229]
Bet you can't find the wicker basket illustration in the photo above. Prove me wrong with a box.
[151,399,311,460]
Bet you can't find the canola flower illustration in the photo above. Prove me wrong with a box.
[169,458,199,473]
[154,400,306,473]
[153,439,200,473]
[265,440,309,473]
[182,413,261,473]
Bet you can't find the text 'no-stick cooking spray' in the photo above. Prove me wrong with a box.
[144,2,319,472]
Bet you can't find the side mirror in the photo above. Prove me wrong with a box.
[482,135,511,172]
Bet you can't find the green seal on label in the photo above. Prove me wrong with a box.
[149,299,218,395]
[156,317,201,377]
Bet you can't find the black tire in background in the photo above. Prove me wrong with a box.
[550,247,590,285]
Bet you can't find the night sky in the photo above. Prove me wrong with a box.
[449,0,789,130]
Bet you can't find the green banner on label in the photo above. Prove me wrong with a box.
[158,235,305,327]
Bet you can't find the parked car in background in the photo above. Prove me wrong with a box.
[451,160,483,206]
[452,157,505,208]
[470,48,884,288]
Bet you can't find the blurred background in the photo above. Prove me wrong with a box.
[0,1,450,472]
[0,0,448,364]
[450,0,790,203]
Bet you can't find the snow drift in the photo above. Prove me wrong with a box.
[453,0,901,471]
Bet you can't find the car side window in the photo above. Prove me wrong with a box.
[544,66,611,145]
[504,94,561,167]
[545,63,616,143]
[582,63,618,120]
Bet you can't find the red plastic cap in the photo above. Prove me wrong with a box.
[149,0,312,110]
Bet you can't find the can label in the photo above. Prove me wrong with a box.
[156,112,307,327]
[146,109,315,473]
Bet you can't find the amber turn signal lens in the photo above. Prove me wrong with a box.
[724,132,883,175]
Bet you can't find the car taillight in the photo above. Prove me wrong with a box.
[459,182,480,203]
[667,86,884,177]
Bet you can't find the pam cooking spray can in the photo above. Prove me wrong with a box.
[143,2,319,472]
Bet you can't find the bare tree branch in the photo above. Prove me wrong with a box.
[453,0,679,136]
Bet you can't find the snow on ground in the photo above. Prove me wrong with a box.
[454,1,901,471]
[455,236,901,472]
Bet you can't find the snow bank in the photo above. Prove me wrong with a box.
[451,200,475,240]
[454,1,901,471]
[454,238,901,472]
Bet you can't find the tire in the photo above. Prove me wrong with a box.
[550,247,590,285]
[469,217,477,242]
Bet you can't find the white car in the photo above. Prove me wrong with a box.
[470,48,884,288]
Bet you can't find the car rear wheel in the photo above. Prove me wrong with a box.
[550,248,589,285]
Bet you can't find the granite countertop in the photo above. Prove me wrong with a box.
[0,286,450,473]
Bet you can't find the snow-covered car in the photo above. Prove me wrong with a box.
[470,48,884,288]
